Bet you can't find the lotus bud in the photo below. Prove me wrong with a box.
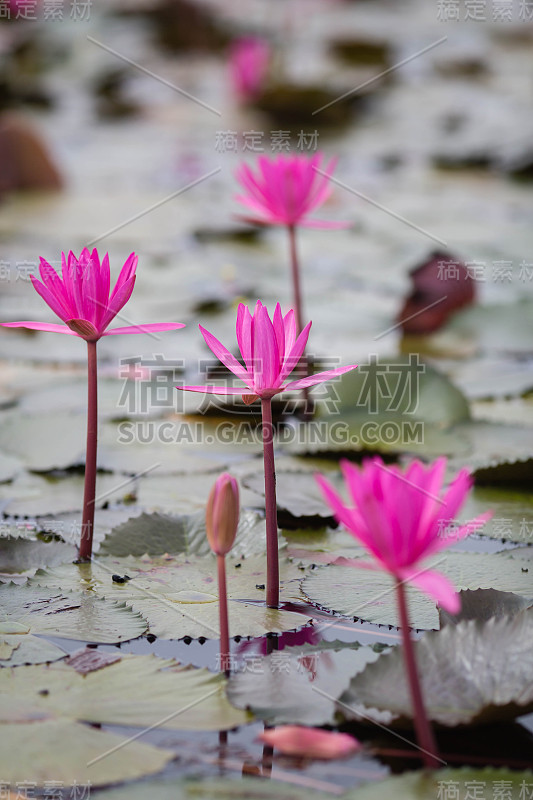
[206,473,240,556]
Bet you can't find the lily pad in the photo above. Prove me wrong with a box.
[442,301,533,357]
[302,552,533,629]
[0,535,77,574]
[31,556,310,639]
[439,588,533,626]
[0,412,87,472]
[459,485,533,544]
[0,634,67,667]
[227,644,386,727]
[242,471,340,522]
[95,777,330,800]
[342,769,533,800]
[448,420,533,477]
[0,472,139,518]
[136,472,262,515]
[339,609,533,727]
[0,719,173,787]
[100,509,275,560]
[0,653,249,731]
[0,583,147,643]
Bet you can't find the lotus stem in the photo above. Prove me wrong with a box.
[261,396,279,608]
[396,580,440,769]
[78,340,98,561]
[217,553,231,675]
[287,225,313,418]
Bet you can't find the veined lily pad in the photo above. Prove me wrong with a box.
[0,535,76,574]
[227,643,387,727]
[0,583,147,643]
[0,472,139,518]
[31,556,310,639]
[339,609,533,727]
[459,485,533,544]
[0,653,249,731]
[302,552,533,629]
[341,769,533,799]
[100,509,275,559]
[136,472,261,515]
[439,589,533,626]
[0,634,67,667]
[242,471,341,522]
[0,719,173,787]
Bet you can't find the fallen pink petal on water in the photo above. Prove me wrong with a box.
[258,727,361,760]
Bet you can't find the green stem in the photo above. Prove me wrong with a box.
[261,396,279,608]
[396,580,440,769]
[78,340,98,561]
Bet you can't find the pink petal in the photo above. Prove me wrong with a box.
[176,384,249,395]
[103,323,185,336]
[258,727,360,760]
[284,363,357,391]
[400,566,461,613]
[30,276,71,323]
[199,324,251,387]
[280,320,311,382]
[0,321,78,335]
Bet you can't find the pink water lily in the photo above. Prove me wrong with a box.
[316,456,491,613]
[179,300,356,401]
[0,248,184,341]
[1,247,184,562]
[316,456,492,769]
[179,301,357,608]
[235,153,346,230]
[229,37,270,102]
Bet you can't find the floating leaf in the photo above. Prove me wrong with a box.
[100,509,273,560]
[31,556,310,639]
[341,769,533,799]
[0,653,249,730]
[302,552,533,629]
[459,485,533,544]
[136,472,261,515]
[0,719,173,787]
[242,471,339,522]
[95,776,331,800]
[339,609,533,726]
[448,420,533,477]
[0,583,147,643]
[439,589,533,626]
[283,527,365,566]
[227,644,386,727]
[0,472,138,518]
[0,412,86,472]
[442,301,533,357]
[0,635,67,668]
[0,535,76,574]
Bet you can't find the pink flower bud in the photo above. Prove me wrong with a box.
[206,473,240,556]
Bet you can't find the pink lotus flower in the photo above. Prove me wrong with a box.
[316,457,492,613]
[0,248,184,341]
[178,300,356,401]
[1,247,184,562]
[235,153,346,230]
[229,37,270,102]
[259,727,360,760]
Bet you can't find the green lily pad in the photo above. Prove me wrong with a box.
[0,412,86,472]
[100,509,275,559]
[448,420,533,477]
[302,552,533,630]
[0,583,147,643]
[0,653,249,730]
[442,301,533,357]
[0,634,67,667]
[339,609,533,727]
[0,472,139,518]
[242,471,340,521]
[31,556,310,639]
[136,472,261,515]
[459,485,533,544]
[319,357,470,426]
[342,769,533,799]
[95,776,332,800]
[439,589,533,626]
[227,644,387,727]
[283,527,365,566]
[0,535,77,574]
[0,719,173,787]
[37,508,142,550]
